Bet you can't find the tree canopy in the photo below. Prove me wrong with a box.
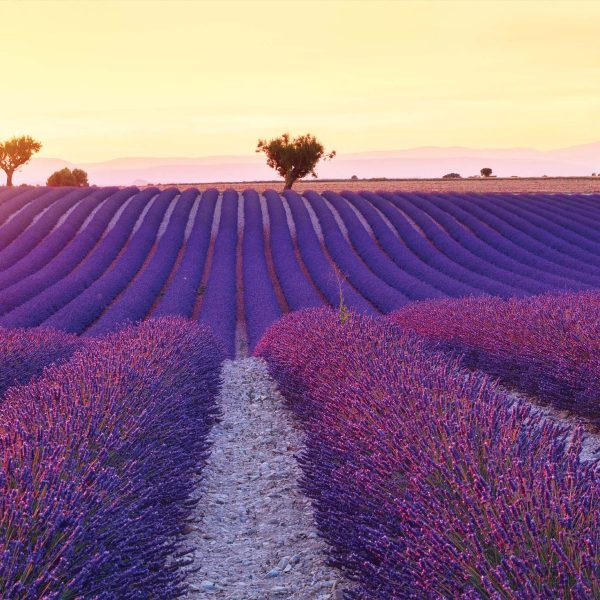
[47,167,89,187]
[0,135,42,186]
[480,167,493,177]
[256,133,335,190]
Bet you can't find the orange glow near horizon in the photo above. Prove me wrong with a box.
[1,0,599,162]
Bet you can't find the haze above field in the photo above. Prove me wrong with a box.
[14,142,600,186]
[2,0,599,170]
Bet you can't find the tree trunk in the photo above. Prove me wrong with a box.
[283,173,295,190]
[6,170,13,187]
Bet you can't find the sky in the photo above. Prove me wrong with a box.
[1,0,599,162]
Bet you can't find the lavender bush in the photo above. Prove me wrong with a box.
[0,326,80,398]
[256,309,599,598]
[391,291,600,424]
[199,189,239,357]
[0,317,224,597]
[242,189,282,351]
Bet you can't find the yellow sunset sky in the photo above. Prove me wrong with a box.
[1,0,599,162]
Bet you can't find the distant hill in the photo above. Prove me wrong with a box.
[12,142,600,186]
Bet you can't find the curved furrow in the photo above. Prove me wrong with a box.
[284,190,375,314]
[430,193,592,292]
[0,188,118,289]
[532,194,600,236]
[491,192,600,248]
[263,190,323,310]
[0,188,155,328]
[303,191,409,312]
[375,192,523,297]
[493,193,600,248]
[488,192,600,252]
[498,194,600,237]
[0,188,137,318]
[199,190,239,358]
[0,188,95,271]
[341,191,480,298]
[0,186,16,204]
[442,194,600,287]
[553,192,600,216]
[259,193,290,314]
[465,195,600,274]
[0,187,51,226]
[85,190,197,337]
[0,188,73,252]
[0,188,114,281]
[393,193,547,296]
[44,189,176,334]
[411,193,584,293]
[153,189,217,318]
[242,190,282,352]
[1,186,598,340]
[322,190,445,301]
[361,191,503,296]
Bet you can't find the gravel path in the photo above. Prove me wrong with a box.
[182,357,346,599]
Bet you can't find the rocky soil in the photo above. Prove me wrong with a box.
[181,358,347,599]
[153,177,600,194]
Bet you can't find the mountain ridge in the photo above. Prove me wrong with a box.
[11,142,600,186]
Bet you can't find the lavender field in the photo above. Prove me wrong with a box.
[0,186,599,353]
[0,185,599,598]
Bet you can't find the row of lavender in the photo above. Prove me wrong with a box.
[0,318,224,597]
[256,306,599,598]
[391,291,600,425]
[0,187,599,354]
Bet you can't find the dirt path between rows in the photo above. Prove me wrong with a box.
[181,358,346,599]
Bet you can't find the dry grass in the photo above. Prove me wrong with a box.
[149,177,600,194]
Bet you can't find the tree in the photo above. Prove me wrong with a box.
[256,132,335,190]
[71,168,89,187]
[442,172,461,179]
[0,135,42,186]
[480,167,493,177]
[47,167,89,187]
